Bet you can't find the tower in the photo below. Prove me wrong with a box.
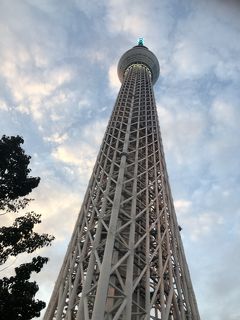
[44,40,200,320]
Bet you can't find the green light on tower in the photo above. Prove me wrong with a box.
[138,37,144,46]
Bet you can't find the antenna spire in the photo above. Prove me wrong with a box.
[138,37,144,46]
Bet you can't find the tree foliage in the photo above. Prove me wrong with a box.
[0,135,40,213]
[0,135,54,319]
[0,256,48,319]
[0,212,54,265]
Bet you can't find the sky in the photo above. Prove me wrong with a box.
[0,0,240,319]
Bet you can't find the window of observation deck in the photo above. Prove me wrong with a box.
[124,63,152,79]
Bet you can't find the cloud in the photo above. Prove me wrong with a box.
[169,0,240,81]
[108,64,121,92]
[44,132,69,144]
[51,119,107,184]
[30,181,81,240]
[174,199,192,212]
[175,199,224,241]
[210,98,240,129]
[3,63,74,120]
[52,142,96,178]
[0,99,8,111]
[157,99,207,170]
[0,1,240,320]
[172,40,216,78]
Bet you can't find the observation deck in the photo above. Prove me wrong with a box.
[117,40,160,85]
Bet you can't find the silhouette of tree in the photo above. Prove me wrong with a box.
[0,135,54,319]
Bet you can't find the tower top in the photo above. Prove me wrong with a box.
[117,42,160,85]
[138,37,144,46]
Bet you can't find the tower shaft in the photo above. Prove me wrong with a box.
[44,48,200,320]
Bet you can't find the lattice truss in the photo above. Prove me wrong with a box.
[44,64,200,320]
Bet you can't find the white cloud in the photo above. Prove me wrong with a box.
[174,199,192,213]
[175,199,224,241]
[108,64,121,92]
[157,102,206,166]
[44,132,69,144]
[53,143,95,167]
[172,40,215,78]
[12,67,73,103]
[82,119,107,146]
[0,1,240,319]
[78,97,91,110]
[169,0,240,81]
[30,182,81,240]
[211,99,239,129]
[51,119,107,181]
[0,100,8,111]
[0,46,75,120]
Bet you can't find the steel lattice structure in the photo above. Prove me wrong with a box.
[44,42,200,320]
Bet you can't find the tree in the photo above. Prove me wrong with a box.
[0,212,53,265]
[0,135,54,320]
[0,135,40,213]
[0,257,48,319]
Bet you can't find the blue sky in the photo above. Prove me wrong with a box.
[0,1,240,319]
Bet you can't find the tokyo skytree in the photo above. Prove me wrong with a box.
[44,39,200,320]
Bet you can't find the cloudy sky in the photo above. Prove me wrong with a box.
[0,0,240,319]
